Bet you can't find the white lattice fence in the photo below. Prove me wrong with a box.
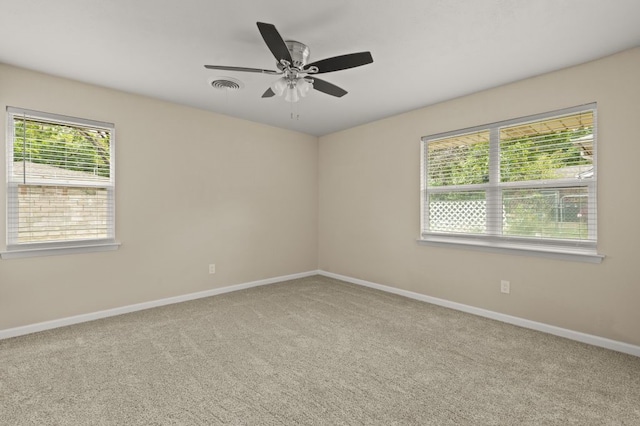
[429,200,486,233]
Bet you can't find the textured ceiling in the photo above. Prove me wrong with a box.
[1,0,639,136]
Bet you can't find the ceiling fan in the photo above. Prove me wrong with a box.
[204,22,373,102]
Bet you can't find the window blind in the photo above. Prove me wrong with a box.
[421,104,597,253]
[6,107,115,246]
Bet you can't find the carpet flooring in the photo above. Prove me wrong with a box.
[1,275,639,425]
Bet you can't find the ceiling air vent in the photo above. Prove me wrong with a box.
[210,77,244,91]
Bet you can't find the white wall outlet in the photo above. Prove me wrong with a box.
[209,264,216,274]
[500,280,510,294]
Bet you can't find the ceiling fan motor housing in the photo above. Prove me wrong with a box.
[283,40,310,68]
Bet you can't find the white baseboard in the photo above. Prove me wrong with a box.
[0,270,319,340]
[318,270,640,358]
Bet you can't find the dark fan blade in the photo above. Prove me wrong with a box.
[257,22,293,64]
[305,52,373,74]
[311,77,347,97]
[262,88,276,98]
[204,65,280,75]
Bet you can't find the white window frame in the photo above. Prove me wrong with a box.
[419,104,603,263]
[1,107,120,259]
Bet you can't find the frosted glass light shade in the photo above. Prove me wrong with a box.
[271,77,288,96]
[284,86,299,103]
[297,78,312,97]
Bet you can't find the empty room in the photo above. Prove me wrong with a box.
[1,1,639,424]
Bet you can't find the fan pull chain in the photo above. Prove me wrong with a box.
[290,101,300,120]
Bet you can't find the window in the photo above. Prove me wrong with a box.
[420,104,602,262]
[2,107,118,259]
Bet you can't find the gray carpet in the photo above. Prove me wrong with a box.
[1,275,639,425]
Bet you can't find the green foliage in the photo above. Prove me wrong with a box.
[428,141,489,186]
[428,127,591,187]
[502,188,589,239]
[500,129,591,182]
[13,119,110,178]
[430,191,485,202]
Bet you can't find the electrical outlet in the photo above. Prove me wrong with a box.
[500,280,510,294]
[209,264,216,274]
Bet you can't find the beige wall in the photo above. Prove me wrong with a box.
[0,64,318,329]
[319,48,640,346]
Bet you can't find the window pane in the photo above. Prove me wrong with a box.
[12,118,111,183]
[7,108,115,249]
[429,191,486,234]
[16,185,110,243]
[421,105,598,257]
[500,111,594,183]
[427,131,490,186]
[503,187,590,240]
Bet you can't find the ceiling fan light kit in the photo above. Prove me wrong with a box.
[204,22,373,104]
[271,76,312,103]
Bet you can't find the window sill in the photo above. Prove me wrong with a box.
[0,242,121,260]
[417,236,604,263]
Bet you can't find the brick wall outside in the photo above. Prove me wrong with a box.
[18,185,109,243]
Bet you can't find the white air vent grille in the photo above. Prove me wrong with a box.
[210,77,244,90]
